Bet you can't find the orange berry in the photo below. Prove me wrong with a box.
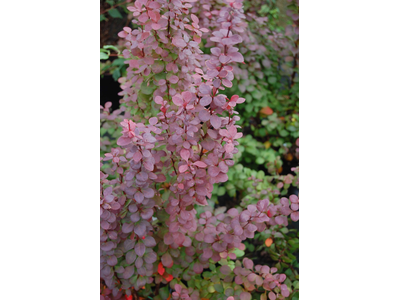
[260,106,273,116]
[265,238,273,247]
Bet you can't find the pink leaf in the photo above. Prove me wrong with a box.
[149,117,158,125]
[199,109,210,121]
[289,194,299,203]
[117,136,131,146]
[199,84,211,95]
[243,258,254,269]
[225,142,234,153]
[172,95,183,106]
[208,165,220,177]
[291,211,299,222]
[200,95,212,106]
[179,164,188,173]
[240,291,251,300]
[268,292,276,300]
[222,79,233,88]
[210,115,221,129]
[191,14,199,24]
[148,10,160,22]
[180,149,190,161]
[169,75,179,84]
[172,37,186,48]
[193,161,207,168]
[219,55,230,64]
[152,23,162,30]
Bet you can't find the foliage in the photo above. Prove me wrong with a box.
[100,0,299,300]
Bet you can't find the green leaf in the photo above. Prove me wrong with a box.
[207,284,215,293]
[279,129,289,137]
[232,248,244,258]
[103,45,120,54]
[255,157,265,164]
[282,256,293,263]
[140,82,154,95]
[217,186,226,196]
[154,72,166,81]
[225,184,234,191]
[108,8,123,18]
[159,286,169,300]
[246,243,255,252]
[112,68,121,81]
[293,280,299,289]
[256,170,265,180]
[227,188,236,197]
[112,58,125,66]
[280,227,289,234]
[251,89,263,100]
[100,52,109,60]
[100,14,107,22]
[214,283,224,293]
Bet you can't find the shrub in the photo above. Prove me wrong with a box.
[100,0,299,299]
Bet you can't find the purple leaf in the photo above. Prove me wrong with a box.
[141,208,153,219]
[134,192,144,203]
[122,222,134,234]
[142,188,154,198]
[161,252,173,268]
[193,262,203,274]
[144,251,157,264]
[143,236,156,247]
[134,222,146,237]
[124,239,136,252]
[126,250,136,264]
[135,242,146,257]
[122,266,135,279]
